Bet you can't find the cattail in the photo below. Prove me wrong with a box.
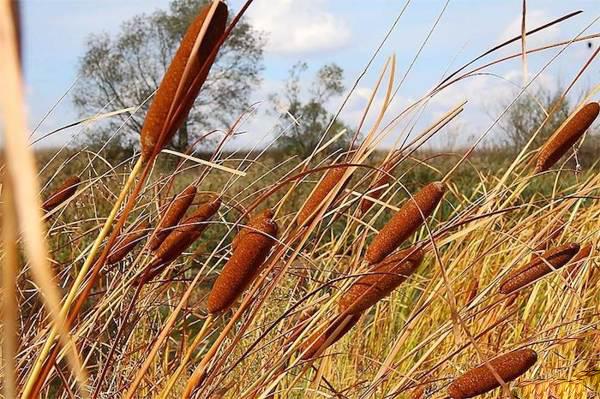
[535,102,600,173]
[148,185,197,251]
[42,176,81,212]
[140,2,228,161]
[299,313,361,360]
[138,198,221,285]
[564,244,593,280]
[107,220,150,265]
[366,181,445,264]
[339,248,423,315]
[499,243,579,294]
[297,166,349,226]
[448,348,537,399]
[230,209,273,251]
[360,157,398,214]
[207,209,278,313]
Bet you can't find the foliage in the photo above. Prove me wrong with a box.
[73,0,265,152]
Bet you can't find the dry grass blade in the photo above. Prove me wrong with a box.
[148,185,196,251]
[535,102,600,172]
[299,314,362,360]
[0,3,89,396]
[42,176,81,212]
[366,181,446,264]
[140,1,228,161]
[499,243,580,294]
[339,248,424,315]
[138,198,221,285]
[297,166,350,226]
[563,243,593,280]
[107,220,150,265]
[448,348,537,398]
[207,209,278,313]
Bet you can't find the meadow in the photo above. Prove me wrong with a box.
[2,1,600,399]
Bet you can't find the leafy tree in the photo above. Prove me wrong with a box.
[500,87,570,149]
[73,0,264,152]
[271,62,352,159]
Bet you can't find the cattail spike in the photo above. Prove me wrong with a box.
[563,243,593,280]
[448,348,537,398]
[366,181,445,264]
[140,1,228,161]
[148,185,197,251]
[297,166,349,226]
[42,176,81,212]
[499,243,579,294]
[535,102,600,173]
[339,248,423,315]
[138,198,221,285]
[107,220,150,265]
[207,209,278,313]
[299,313,361,360]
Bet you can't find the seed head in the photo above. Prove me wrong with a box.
[207,209,278,313]
[42,176,81,212]
[366,181,445,264]
[563,244,593,280]
[300,313,361,360]
[297,166,349,226]
[448,348,537,398]
[148,185,197,251]
[535,102,600,173]
[108,220,150,265]
[499,243,579,294]
[339,248,423,315]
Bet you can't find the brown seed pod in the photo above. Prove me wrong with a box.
[448,348,537,399]
[42,176,81,212]
[535,102,600,173]
[140,2,228,161]
[148,185,197,251]
[299,313,361,360]
[138,198,221,285]
[297,166,349,226]
[339,248,423,315]
[365,181,446,264]
[107,220,150,265]
[563,244,593,280]
[207,209,278,313]
[231,209,274,251]
[499,243,579,294]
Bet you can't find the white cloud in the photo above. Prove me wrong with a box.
[247,0,351,55]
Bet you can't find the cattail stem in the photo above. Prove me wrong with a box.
[158,314,215,399]
[21,156,144,399]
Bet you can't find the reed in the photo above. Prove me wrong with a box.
[148,185,196,251]
[535,102,600,173]
[140,1,228,161]
[499,243,579,294]
[563,243,592,280]
[297,166,348,226]
[366,181,445,264]
[107,220,149,265]
[447,348,537,398]
[299,313,362,360]
[207,209,278,313]
[138,198,221,285]
[339,248,423,315]
[42,176,80,212]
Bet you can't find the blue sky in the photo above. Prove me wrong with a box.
[20,0,599,149]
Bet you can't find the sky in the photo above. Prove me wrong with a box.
[19,0,600,150]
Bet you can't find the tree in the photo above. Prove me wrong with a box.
[73,0,264,152]
[500,87,570,149]
[271,62,352,159]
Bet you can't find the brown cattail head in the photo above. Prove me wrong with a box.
[140,2,228,161]
[448,348,537,399]
[299,313,361,360]
[360,159,398,214]
[231,209,274,251]
[297,166,349,226]
[365,181,445,264]
[42,176,81,212]
[535,102,600,173]
[108,220,150,265]
[148,185,197,251]
[499,243,579,294]
[563,244,593,280]
[207,209,278,313]
[339,248,423,315]
[138,198,221,285]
